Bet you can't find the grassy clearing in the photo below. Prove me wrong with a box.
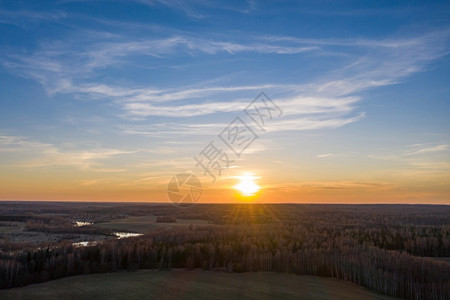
[0,269,398,300]
[94,216,211,233]
[0,222,25,234]
[430,257,450,264]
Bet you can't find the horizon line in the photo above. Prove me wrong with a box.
[0,199,448,206]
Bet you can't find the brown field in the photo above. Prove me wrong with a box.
[0,221,25,234]
[94,215,211,233]
[0,269,398,300]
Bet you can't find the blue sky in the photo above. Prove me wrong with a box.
[0,1,449,203]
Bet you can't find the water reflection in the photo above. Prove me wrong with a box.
[75,221,93,227]
[73,241,98,247]
[72,232,142,247]
[114,232,143,239]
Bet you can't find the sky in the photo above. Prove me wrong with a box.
[0,0,449,204]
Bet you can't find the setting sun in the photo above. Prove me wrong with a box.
[233,174,261,197]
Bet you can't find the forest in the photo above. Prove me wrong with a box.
[0,202,449,299]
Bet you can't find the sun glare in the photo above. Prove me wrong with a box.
[233,173,261,197]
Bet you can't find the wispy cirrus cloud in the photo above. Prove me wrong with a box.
[368,143,450,177]
[268,180,398,192]
[118,112,365,139]
[1,17,449,136]
[402,144,448,156]
[0,9,66,26]
[317,153,335,158]
[129,0,260,18]
[298,180,397,191]
[0,135,132,171]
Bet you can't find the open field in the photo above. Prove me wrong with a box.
[0,222,25,234]
[431,257,450,264]
[0,269,398,300]
[94,215,212,233]
[93,215,162,233]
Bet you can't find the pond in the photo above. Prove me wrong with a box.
[75,221,93,227]
[114,232,143,239]
[73,231,143,247]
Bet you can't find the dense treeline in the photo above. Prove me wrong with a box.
[1,225,449,299]
[1,203,449,299]
[2,202,449,226]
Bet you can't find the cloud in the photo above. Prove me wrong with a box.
[367,143,450,177]
[0,135,56,153]
[267,113,365,132]
[409,161,450,170]
[130,0,261,18]
[118,111,365,138]
[369,144,449,161]
[2,35,320,90]
[271,180,398,191]
[402,144,448,156]
[0,9,66,26]
[317,153,335,158]
[1,16,449,135]
[133,0,208,19]
[0,135,132,171]
[120,92,355,117]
